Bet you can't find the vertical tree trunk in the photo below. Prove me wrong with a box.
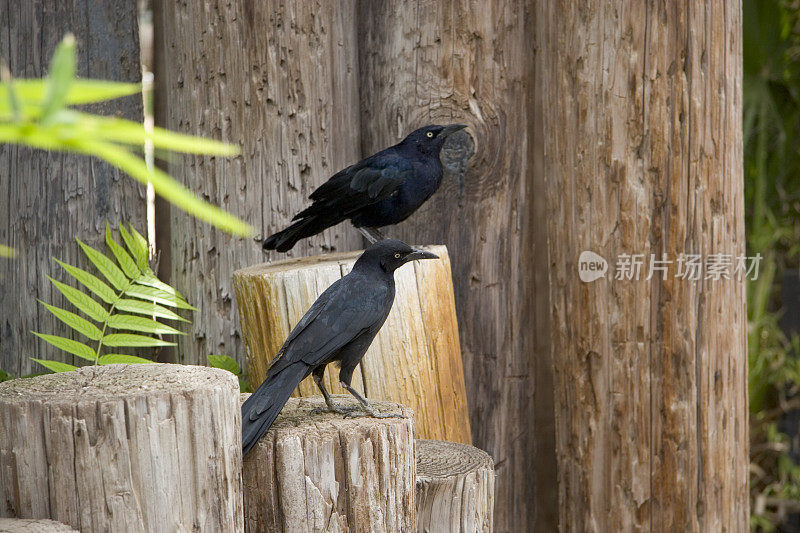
[356,2,554,530]
[152,0,364,366]
[536,1,748,530]
[0,1,145,377]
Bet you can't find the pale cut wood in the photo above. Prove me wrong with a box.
[0,364,243,533]
[233,245,471,444]
[241,395,415,533]
[415,440,495,533]
[537,1,748,531]
[152,0,364,367]
[0,519,77,532]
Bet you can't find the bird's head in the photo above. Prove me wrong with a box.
[401,124,467,156]
[356,239,439,273]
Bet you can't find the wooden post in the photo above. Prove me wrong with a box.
[0,519,77,532]
[0,364,243,533]
[241,395,415,533]
[415,440,495,533]
[356,1,555,529]
[0,0,146,377]
[536,1,748,530]
[233,245,471,444]
[152,0,364,366]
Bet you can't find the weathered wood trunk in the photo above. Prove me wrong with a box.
[0,0,145,377]
[233,245,471,444]
[241,395,415,533]
[152,0,364,366]
[0,519,77,532]
[536,1,748,530]
[356,1,554,530]
[415,440,495,533]
[0,364,243,533]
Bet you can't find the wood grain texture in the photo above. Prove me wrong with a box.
[536,1,748,530]
[0,364,243,533]
[233,245,471,444]
[152,0,364,367]
[415,439,495,533]
[0,519,77,532]
[0,0,145,377]
[356,1,554,530]
[241,395,415,533]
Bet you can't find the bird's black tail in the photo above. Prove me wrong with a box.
[263,215,341,252]
[241,363,309,455]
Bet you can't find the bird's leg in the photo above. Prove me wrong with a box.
[311,367,355,416]
[339,380,405,419]
[355,226,385,244]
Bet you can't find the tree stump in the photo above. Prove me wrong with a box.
[0,519,77,532]
[0,364,243,533]
[233,245,471,445]
[415,440,495,533]
[241,395,415,533]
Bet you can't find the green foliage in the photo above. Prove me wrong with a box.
[744,0,800,528]
[0,34,253,237]
[31,223,190,371]
[0,245,16,258]
[208,354,252,393]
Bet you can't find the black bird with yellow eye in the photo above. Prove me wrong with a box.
[263,124,467,252]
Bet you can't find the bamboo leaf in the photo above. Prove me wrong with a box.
[102,333,175,348]
[208,354,241,375]
[115,299,189,322]
[54,258,117,304]
[125,284,195,310]
[105,222,139,278]
[39,301,102,340]
[119,224,148,272]
[106,314,183,335]
[41,34,76,121]
[0,80,140,110]
[48,277,107,322]
[32,332,95,361]
[76,238,128,291]
[31,358,78,373]
[98,354,153,365]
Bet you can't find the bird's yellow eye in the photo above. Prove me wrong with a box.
[426,131,434,138]
[394,253,401,259]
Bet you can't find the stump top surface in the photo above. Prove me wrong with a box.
[416,439,494,478]
[235,244,446,276]
[0,363,237,402]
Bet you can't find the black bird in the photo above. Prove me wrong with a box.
[263,124,467,252]
[241,239,438,455]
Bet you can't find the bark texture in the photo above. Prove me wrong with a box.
[356,1,554,530]
[241,395,415,533]
[152,0,364,366]
[0,364,243,533]
[415,439,495,533]
[536,1,748,530]
[233,245,471,444]
[0,519,77,532]
[0,0,145,377]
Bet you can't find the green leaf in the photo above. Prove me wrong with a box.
[48,277,107,322]
[98,354,153,365]
[125,284,194,310]
[41,34,76,121]
[119,224,149,272]
[76,238,128,291]
[32,332,95,361]
[70,140,254,237]
[102,333,175,348]
[0,79,140,110]
[30,358,78,373]
[137,273,186,300]
[106,314,183,335]
[0,244,17,258]
[0,369,14,382]
[54,258,117,304]
[39,301,102,340]
[105,222,140,278]
[114,299,189,322]
[208,354,241,375]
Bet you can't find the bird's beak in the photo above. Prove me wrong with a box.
[441,124,467,137]
[406,248,439,261]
